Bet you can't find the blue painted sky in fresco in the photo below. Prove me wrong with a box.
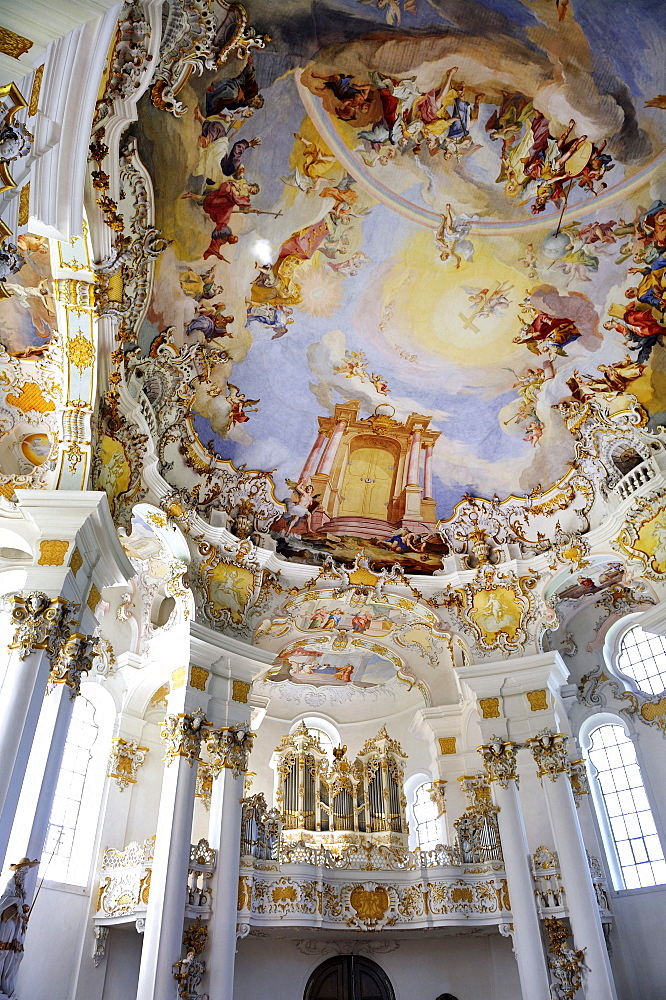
[198,188,531,516]
[189,0,665,519]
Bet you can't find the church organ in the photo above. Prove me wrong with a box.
[272,723,408,849]
[453,775,502,864]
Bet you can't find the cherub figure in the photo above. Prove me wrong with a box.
[523,418,544,446]
[370,372,389,394]
[519,242,539,278]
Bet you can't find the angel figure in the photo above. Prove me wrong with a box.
[463,281,513,319]
[5,278,55,314]
[281,133,336,195]
[295,133,335,179]
[334,350,369,379]
[370,372,389,394]
[434,204,475,268]
[227,384,259,425]
[283,479,320,536]
[280,166,319,195]
[504,364,553,426]
[328,251,373,276]
[477,594,516,632]
[523,418,544,446]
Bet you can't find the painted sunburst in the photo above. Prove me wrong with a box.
[294,260,344,318]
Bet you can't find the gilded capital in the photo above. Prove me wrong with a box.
[527,730,570,781]
[479,735,519,787]
[161,708,210,766]
[569,759,590,806]
[48,632,101,697]
[206,724,254,778]
[428,779,447,817]
[108,738,148,790]
[8,593,78,661]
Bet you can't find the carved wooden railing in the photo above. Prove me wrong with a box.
[95,836,216,927]
[614,458,657,501]
[531,846,612,923]
[238,809,509,932]
[278,839,460,870]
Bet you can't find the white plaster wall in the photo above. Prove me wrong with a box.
[100,925,143,1000]
[121,721,165,847]
[17,884,91,1000]
[607,886,666,1000]
[233,933,521,1000]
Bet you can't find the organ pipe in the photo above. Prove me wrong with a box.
[272,723,408,848]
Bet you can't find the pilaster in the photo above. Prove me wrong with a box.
[411,705,466,840]
[457,650,570,744]
[204,724,253,1000]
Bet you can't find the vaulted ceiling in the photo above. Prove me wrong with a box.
[2,0,665,676]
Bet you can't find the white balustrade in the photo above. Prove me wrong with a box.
[94,837,216,927]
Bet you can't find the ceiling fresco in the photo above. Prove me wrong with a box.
[113,0,665,576]
[40,0,664,696]
[2,0,666,725]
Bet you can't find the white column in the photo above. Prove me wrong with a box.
[405,430,421,487]
[19,634,99,894]
[1,633,99,997]
[423,444,434,499]
[0,681,45,870]
[0,595,77,826]
[480,739,551,1000]
[528,733,618,1000]
[20,686,76,900]
[300,431,327,481]
[136,710,207,1000]
[0,647,50,815]
[0,491,133,842]
[205,761,245,1000]
[316,421,345,477]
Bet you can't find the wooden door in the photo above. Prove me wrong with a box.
[304,955,395,1000]
[339,441,396,519]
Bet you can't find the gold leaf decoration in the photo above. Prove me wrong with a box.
[67,336,95,372]
[38,540,69,566]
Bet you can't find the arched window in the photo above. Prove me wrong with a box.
[586,722,666,890]
[42,694,99,885]
[616,624,666,696]
[289,717,339,762]
[3,683,116,890]
[412,782,440,851]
